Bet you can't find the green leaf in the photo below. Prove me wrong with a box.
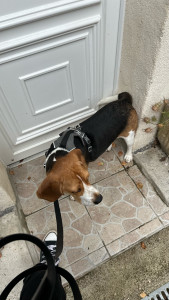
[151,116,157,122]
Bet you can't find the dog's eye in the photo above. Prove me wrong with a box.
[72,188,81,194]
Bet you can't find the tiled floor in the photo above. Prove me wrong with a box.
[9,142,169,280]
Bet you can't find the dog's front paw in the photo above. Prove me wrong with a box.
[124,153,133,163]
[69,195,75,201]
[106,144,112,152]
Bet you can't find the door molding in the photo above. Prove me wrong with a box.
[19,61,73,116]
[0,15,100,54]
[0,0,101,31]
[0,20,101,160]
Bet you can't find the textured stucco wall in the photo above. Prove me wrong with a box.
[118,0,169,150]
[0,162,16,211]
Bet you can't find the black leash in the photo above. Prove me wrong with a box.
[0,233,59,300]
[0,200,82,300]
[54,200,63,259]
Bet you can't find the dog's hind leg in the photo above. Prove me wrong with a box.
[118,108,138,162]
[120,130,135,162]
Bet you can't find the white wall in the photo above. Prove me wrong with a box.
[117,0,169,150]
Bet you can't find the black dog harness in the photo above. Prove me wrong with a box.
[44,126,92,171]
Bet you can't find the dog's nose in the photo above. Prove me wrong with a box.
[94,194,103,205]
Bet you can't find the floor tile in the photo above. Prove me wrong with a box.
[128,165,169,216]
[87,171,156,245]
[66,246,109,279]
[26,198,104,268]
[159,211,169,226]
[9,155,68,215]
[136,218,162,237]
[88,150,123,184]
[106,218,163,256]
[134,147,169,205]
[9,156,49,215]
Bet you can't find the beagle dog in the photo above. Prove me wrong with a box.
[37,92,138,206]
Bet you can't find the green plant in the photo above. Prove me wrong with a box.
[143,99,169,133]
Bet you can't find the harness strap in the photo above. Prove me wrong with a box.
[73,126,92,153]
[59,130,75,150]
[45,126,92,168]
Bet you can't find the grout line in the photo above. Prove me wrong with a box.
[8,150,46,168]
[126,165,168,219]
[24,196,68,217]
[24,202,54,218]
[106,225,165,259]
[61,245,110,270]
[92,168,126,186]
[98,217,163,251]
[158,217,165,227]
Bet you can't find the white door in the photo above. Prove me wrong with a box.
[0,0,125,165]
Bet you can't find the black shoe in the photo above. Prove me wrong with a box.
[40,231,59,266]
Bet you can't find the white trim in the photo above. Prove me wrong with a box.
[113,0,126,93]
[0,128,13,165]
[0,87,20,138]
[0,32,89,64]
[12,108,96,158]
[15,107,96,145]
[19,61,73,116]
[0,0,101,31]
[0,16,101,53]
[102,0,125,97]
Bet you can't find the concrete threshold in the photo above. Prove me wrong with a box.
[134,146,169,206]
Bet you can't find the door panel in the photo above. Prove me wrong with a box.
[0,0,125,164]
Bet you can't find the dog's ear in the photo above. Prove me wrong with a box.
[72,149,87,166]
[36,175,62,202]
[71,149,89,179]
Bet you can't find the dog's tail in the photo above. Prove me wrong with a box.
[118,92,132,105]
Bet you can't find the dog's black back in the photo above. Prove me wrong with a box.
[78,92,133,162]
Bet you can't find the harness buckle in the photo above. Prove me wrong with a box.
[88,146,92,152]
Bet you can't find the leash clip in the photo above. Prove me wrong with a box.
[88,146,92,152]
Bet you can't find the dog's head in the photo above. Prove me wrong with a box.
[37,149,102,206]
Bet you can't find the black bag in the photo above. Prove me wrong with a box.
[0,201,82,300]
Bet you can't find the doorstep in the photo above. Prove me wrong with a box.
[134,146,169,206]
[6,142,169,282]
